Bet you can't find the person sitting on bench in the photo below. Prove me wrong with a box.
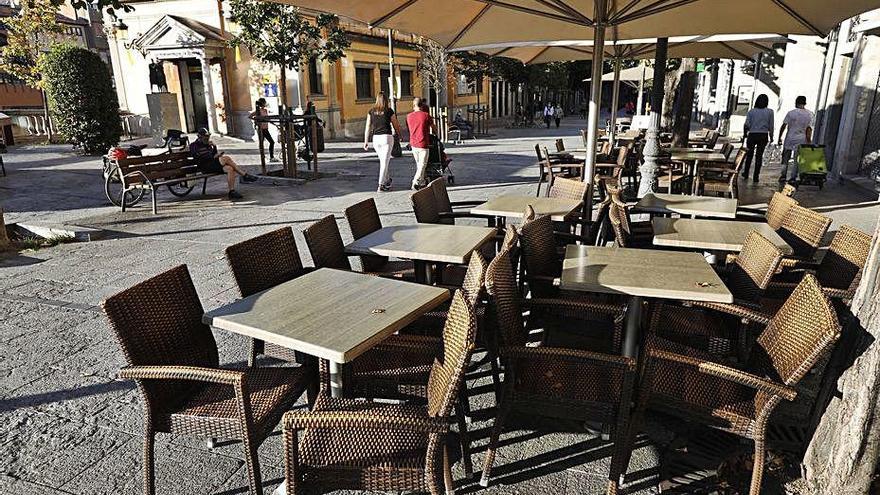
[190,128,257,200]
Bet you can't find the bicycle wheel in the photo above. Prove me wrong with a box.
[104,168,144,207]
[167,181,195,197]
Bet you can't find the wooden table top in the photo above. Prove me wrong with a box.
[635,193,738,219]
[652,218,792,254]
[560,245,733,303]
[669,151,727,162]
[471,194,583,221]
[345,224,497,264]
[203,268,450,363]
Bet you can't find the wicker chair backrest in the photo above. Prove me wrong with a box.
[548,176,588,201]
[427,290,478,417]
[519,212,562,280]
[765,192,798,230]
[485,240,527,349]
[344,198,387,272]
[778,205,832,259]
[727,231,784,303]
[817,225,873,291]
[226,227,305,297]
[781,184,796,197]
[749,274,840,413]
[461,252,488,306]
[102,265,219,404]
[303,215,351,270]
[411,186,441,224]
[429,177,453,215]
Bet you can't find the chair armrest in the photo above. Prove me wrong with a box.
[769,281,852,301]
[282,407,448,433]
[688,301,773,325]
[374,334,443,354]
[450,200,486,208]
[118,365,243,386]
[646,349,797,400]
[503,345,635,370]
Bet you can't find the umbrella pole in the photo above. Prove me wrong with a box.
[610,57,622,144]
[636,62,645,116]
[638,37,668,198]
[583,0,606,220]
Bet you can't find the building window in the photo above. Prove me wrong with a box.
[355,67,373,100]
[308,57,323,95]
[380,68,391,96]
[400,69,413,97]
[456,74,470,95]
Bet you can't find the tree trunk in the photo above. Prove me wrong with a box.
[0,207,10,250]
[661,64,680,129]
[803,221,880,494]
[41,90,53,141]
[279,64,288,110]
[671,59,697,147]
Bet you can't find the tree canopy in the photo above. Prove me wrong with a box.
[0,0,62,88]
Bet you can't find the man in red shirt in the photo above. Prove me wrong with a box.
[406,97,437,190]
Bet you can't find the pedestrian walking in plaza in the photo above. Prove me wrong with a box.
[554,103,563,128]
[364,92,401,192]
[407,97,438,190]
[189,128,257,200]
[778,95,814,184]
[248,98,276,162]
[742,94,775,183]
[543,102,554,128]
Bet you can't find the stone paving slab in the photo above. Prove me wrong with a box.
[0,122,876,495]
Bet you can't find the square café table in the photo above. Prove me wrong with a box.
[560,245,732,357]
[471,194,583,224]
[635,193,738,219]
[203,268,450,397]
[345,224,497,284]
[652,218,793,255]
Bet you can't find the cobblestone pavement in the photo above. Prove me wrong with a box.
[0,121,877,495]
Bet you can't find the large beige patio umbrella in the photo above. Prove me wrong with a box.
[275,0,878,202]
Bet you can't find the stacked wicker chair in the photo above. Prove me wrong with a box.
[102,265,315,495]
[535,144,581,196]
[627,274,841,495]
[776,204,832,267]
[303,214,414,279]
[737,190,798,227]
[282,290,478,495]
[225,227,313,367]
[607,187,652,248]
[343,198,416,279]
[544,175,592,234]
[766,224,873,307]
[479,230,637,494]
[648,231,784,357]
[697,147,747,198]
[429,177,493,225]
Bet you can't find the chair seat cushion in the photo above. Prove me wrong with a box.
[165,367,312,436]
[651,304,735,354]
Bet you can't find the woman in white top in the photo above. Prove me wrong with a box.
[742,94,774,182]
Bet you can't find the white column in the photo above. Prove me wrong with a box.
[201,56,218,133]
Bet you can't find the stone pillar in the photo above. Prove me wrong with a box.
[201,56,219,134]
[638,37,669,198]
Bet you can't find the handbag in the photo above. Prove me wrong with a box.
[391,135,403,158]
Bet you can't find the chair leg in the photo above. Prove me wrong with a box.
[143,428,156,495]
[242,432,263,495]
[479,404,510,487]
[443,444,455,495]
[454,401,473,479]
[749,437,766,495]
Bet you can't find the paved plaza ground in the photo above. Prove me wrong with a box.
[1,121,878,495]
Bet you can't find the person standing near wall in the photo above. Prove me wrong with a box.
[742,94,774,183]
[248,98,276,162]
[543,102,554,129]
[554,103,563,128]
[407,97,437,190]
[777,95,813,184]
[364,92,401,192]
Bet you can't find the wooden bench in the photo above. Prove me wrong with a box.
[104,151,223,214]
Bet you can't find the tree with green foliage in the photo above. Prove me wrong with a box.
[39,44,121,154]
[228,0,349,109]
[0,0,63,140]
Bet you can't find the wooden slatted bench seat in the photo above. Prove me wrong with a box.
[103,151,224,214]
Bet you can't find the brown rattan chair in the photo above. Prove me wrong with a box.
[628,274,841,495]
[225,227,311,367]
[429,177,493,225]
[607,187,652,248]
[535,144,582,196]
[479,236,637,494]
[781,183,796,197]
[282,289,478,495]
[344,198,416,278]
[649,231,784,357]
[304,214,414,280]
[102,265,315,495]
[767,225,873,304]
[697,147,747,198]
[596,145,628,190]
[777,204,832,264]
[737,191,798,228]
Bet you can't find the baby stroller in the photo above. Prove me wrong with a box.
[425,134,454,184]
